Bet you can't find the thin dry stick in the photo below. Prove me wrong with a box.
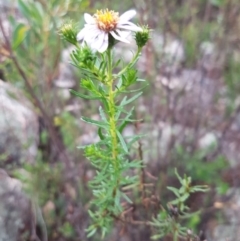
[113,213,152,226]
[134,116,146,201]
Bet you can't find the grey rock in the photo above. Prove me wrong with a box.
[0,80,38,169]
[212,225,240,241]
[152,32,185,65]
[0,18,12,41]
[0,169,47,241]
[205,189,240,241]
[198,132,218,149]
[54,47,75,90]
[0,0,17,9]
[0,169,30,241]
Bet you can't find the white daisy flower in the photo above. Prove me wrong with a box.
[77,9,142,53]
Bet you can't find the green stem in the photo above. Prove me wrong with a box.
[115,47,142,78]
[173,233,178,241]
[173,227,178,241]
[107,49,119,170]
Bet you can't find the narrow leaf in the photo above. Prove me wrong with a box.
[81,116,108,129]
[112,59,121,69]
[118,107,134,133]
[127,134,145,148]
[87,228,97,237]
[122,92,142,106]
[115,96,127,119]
[116,77,122,89]
[12,23,29,49]
[98,127,105,140]
[122,192,133,204]
[167,186,180,197]
[70,89,101,100]
[175,168,183,184]
[120,84,148,93]
[99,106,107,121]
[179,193,190,202]
[116,130,128,153]
[18,0,31,18]
[114,190,121,208]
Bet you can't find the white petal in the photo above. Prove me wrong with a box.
[77,28,87,41]
[120,21,141,28]
[84,13,95,24]
[119,10,136,22]
[117,23,142,32]
[84,25,99,34]
[110,31,129,43]
[82,28,101,45]
[116,29,131,39]
[91,32,105,50]
[86,28,102,41]
[77,25,98,42]
[98,34,109,53]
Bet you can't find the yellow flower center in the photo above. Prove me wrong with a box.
[94,9,119,32]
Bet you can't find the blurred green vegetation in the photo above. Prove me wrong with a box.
[1,0,240,240]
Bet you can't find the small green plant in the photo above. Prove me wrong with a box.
[151,169,208,240]
[60,8,208,240]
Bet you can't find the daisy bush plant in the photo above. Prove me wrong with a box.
[59,8,208,240]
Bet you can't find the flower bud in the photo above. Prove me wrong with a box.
[134,25,151,48]
[59,20,78,45]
